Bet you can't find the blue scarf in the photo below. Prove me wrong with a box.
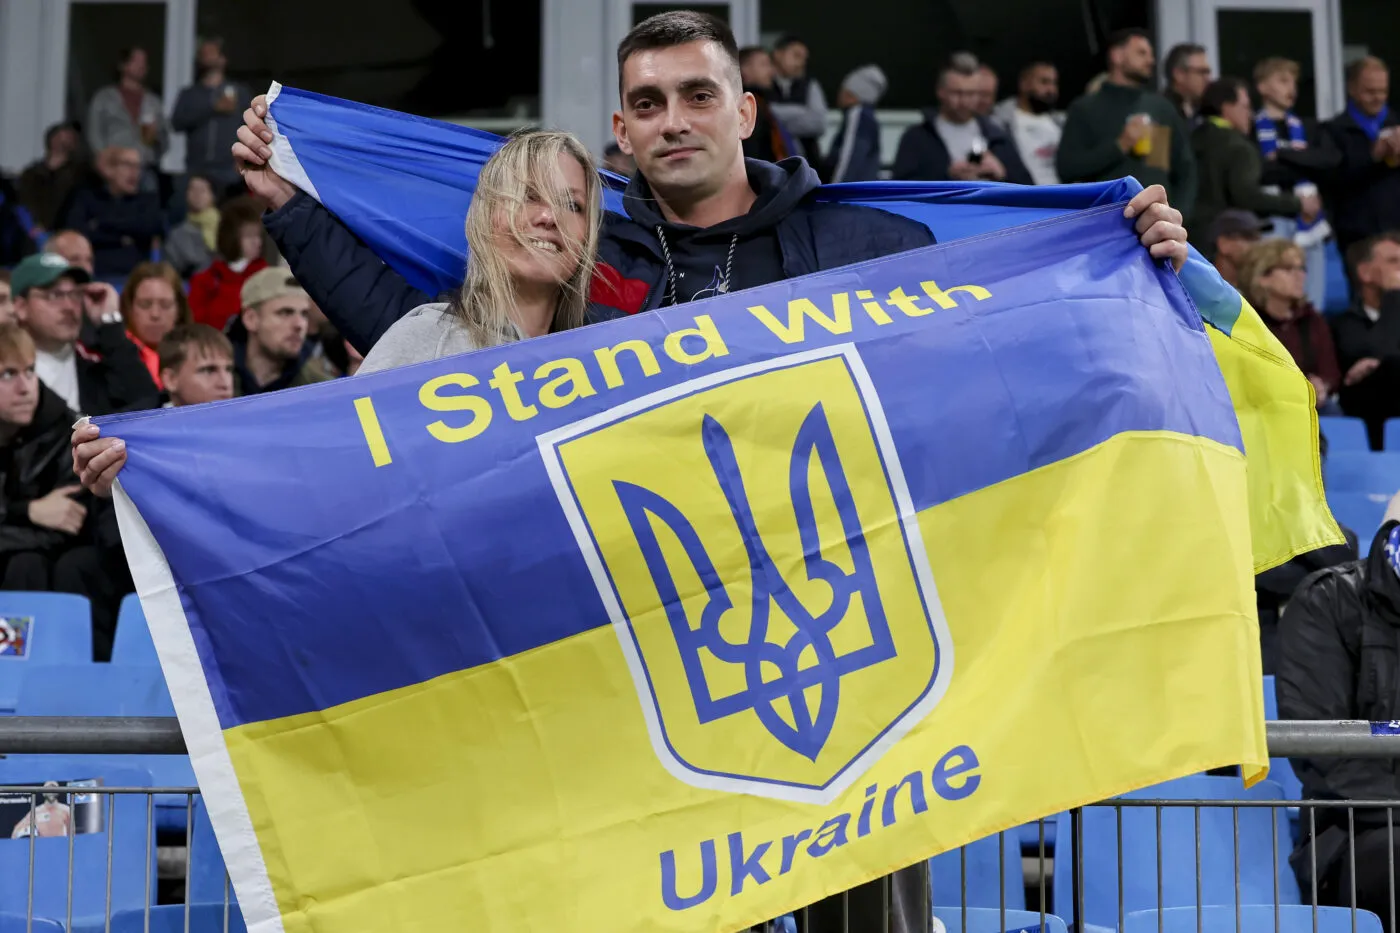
[1349,101,1390,140]
[1255,110,1306,157]
[1386,525,1400,580]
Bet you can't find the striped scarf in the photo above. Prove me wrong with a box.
[1255,110,1307,157]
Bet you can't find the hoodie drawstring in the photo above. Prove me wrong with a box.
[656,227,738,306]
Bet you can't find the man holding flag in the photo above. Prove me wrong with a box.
[229,12,1188,359]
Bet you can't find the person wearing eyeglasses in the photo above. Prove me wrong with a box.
[1239,238,1340,410]
[1164,44,1212,127]
[7,253,158,418]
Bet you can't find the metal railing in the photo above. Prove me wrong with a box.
[1,719,1398,933]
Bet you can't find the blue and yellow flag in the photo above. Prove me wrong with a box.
[111,205,1267,933]
[263,83,1341,574]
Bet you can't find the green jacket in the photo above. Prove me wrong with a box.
[1057,82,1198,215]
[1190,117,1302,248]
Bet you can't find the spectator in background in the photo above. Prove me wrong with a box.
[0,322,125,658]
[17,124,87,235]
[163,175,219,277]
[1332,233,1400,448]
[1322,57,1400,261]
[0,272,12,326]
[157,324,235,407]
[601,143,636,180]
[992,62,1064,185]
[62,147,164,279]
[1164,43,1211,126]
[120,262,190,389]
[739,46,795,164]
[86,48,166,189]
[172,38,249,196]
[0,180,36,267]
[893,52,1032,184]
[43,231,94,277]
[1256,57,1337,311]
[1058,29,1198,212]
[826,66,887,183]
[1240,238,1340,409]
[188,196,272,331]
[1205,208,1266,287]
[769,35,828,166]
[231,268,334,394]
[1190,77,1318,251]
[9,253,158,417]
[973,65,998,120]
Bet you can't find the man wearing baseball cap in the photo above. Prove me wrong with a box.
[10,253,158,417]
[1205,208,1269,287]
[231,266,335,395]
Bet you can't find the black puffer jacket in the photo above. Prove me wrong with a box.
[0,384,109,555]
[1277,520,1400,823]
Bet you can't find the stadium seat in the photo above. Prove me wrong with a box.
[1326,492,1388,557]
[1261,676,1303,804]
[15,665,195,834]
[0,759,156,924]
[0,915,62,933]
[1123,905,1382,933]
[0,593,93,713]
[1386,421,1400,453]
[931,830,1025,910]
[1320,416,1370,452]
[71,904,248,933]
[934,906,1069,933]
[1322,241,1350,315]
[1017,818,1056,854]
[111,595,159,666]
[1051,775,1300,929]
[185,799,234,906]
[1322,452,1400,496]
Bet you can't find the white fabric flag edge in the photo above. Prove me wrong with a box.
[112,479,286,933]
[263,81,323,204]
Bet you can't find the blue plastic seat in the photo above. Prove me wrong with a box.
[1052,775,1300,930]
[71,904,248,933]
[0,593,93,712]
[1322,241,1350,315]
[935,907,1069,933]
[1124,905,1382,933]
[111,595,159,666]
[0,915,62,933]
[0,759,156,925]
[1323,452,1400,496]
[1017,818,1056,854]
[1320,416,1370,452]
[1326,492,1388,556]
[185,799,235,906]
[931,830,1025,909]
[1261,676,1303,804]
[1385,420,1400,453]
[15,665,195,834]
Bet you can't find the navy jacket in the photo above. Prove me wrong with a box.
[825,105,884,183]
[63,184,164,279]
[262,157,934,354]
[1320,108,1400,250]
[892,110,1034,185]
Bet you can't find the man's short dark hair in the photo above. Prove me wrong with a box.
[43,122,76,150]
[617,11,740,95]
[1164,43,1206,78]
[1019,61,1056,81]
[938,51,981,86]
[773,34,805,52]
[738,46,768,68]
[1106,28,1150,54]
[1347,231,1400,275]
[159,324,233,375]
[1200,77,1248,117]
[1346,55,1388,86]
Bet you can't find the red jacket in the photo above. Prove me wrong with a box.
[127,331,162,389]
[1262,301,1342,396]
[188,258,268,332]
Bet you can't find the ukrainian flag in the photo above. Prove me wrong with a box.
[110,204,1268,933]
[263,82,1343,573]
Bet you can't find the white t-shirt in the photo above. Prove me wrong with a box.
[1008,109,1064,186]
[36,345,81,414]
[934,116,986,163]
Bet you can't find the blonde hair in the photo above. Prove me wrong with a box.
[1240,238,1305,309]
[452,130,602,348]
[0,323,36,368]
[1254,57,1300,84]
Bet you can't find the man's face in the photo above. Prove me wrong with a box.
[1224,86,1254,134]
[939,71,980,124]
[1174,52,1212,102]
[163,347,234,407]
[772,42,807,79]
[1022,65,1059,108]
[122,49,148,83]
[1216,233,1258,265]
[1358,239,1400,291]
[48,128,77,161]
[196,41,226,74]
[107,150,141,196]
[0,352,39,429]
[614,40,754,201]
[974,68,998,116]
[1350,64,1389,117]
[1113,36,1156,85]
[0,281,12,327]
[16,275,82,347]
[1257,70,1297,111]
[741,51,775,89]
[246,294,310,361]
[45,233,93,276]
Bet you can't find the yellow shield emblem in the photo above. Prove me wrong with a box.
[540,346,951,803]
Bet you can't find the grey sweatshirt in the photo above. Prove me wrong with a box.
[358,303,482,375]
